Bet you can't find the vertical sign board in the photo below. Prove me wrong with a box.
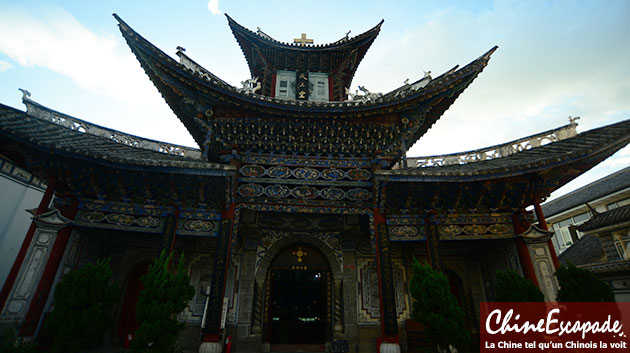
[296,71,309,100]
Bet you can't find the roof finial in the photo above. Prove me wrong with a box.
[19,88,31,100]
[293,33,313,46]
[569,116,580,125]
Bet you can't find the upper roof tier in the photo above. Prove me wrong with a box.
[114,14,496,163]
[226,14,383,100]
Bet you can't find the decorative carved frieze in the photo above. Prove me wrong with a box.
[386,215,426,241]
[24,98,202,159]
[357,258,409,323]
[432,213,515,240]
[400,123,578,169]
[237,183,371,202]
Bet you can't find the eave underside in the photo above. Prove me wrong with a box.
[381,119,630,213]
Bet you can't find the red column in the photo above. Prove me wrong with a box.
[374,209,387,340]
[20,195,78,336]
[373,208,399,345]
[270,72,277,98]
[534,200,560,269]
[512,212,539,287]
[515,239,539,287]
[0,178,56,312]
[201,203,236,344]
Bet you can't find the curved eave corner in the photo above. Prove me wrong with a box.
[380,118,630,185]
[225,13,383,51]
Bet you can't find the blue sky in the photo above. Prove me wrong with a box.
[0,0,628,201]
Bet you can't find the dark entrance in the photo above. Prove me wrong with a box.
[266,244,331,345]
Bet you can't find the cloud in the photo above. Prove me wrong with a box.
[0,60,11,72]
[208,0,221,15]
[353,2,630,158]
[0,7,165,109]
[0,5,197,147]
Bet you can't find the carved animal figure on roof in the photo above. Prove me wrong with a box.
[240,77,261,94]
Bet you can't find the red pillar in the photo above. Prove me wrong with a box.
[20,195,78,336]
[201,203,235,344]
[515,239,539,287]
[512,212,539,287]
[373,208,399,345]
[534,200,560,269]
[0,178,56,312]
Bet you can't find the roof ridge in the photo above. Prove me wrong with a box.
[225,13,384,49]
[542,164,630,207]
[19,96,202,159]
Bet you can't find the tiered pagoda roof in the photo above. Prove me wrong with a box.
[114,14,496,165]
[226,15,383,100]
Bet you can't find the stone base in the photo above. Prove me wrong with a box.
[380,342,401,353]
[199,341,222,353]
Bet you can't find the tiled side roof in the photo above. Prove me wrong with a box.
[579,260,630,275]
[381,119,630,181]
[0,103,232,173]
[541,166,630,216]
[577,204,630,232]
[558,235,605,266]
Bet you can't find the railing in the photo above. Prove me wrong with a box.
[395,122,578,169]
[22,96,202,159]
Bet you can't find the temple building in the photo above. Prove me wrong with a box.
[1,14,629,353]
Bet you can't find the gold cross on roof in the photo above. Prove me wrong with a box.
[293,33,313,46]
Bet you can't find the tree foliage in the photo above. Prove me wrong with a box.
[131,250,195,353]
[0,328,37,353]
[409,257,470,352]
[493,269,544,302]
[556,262,615,302]
[45,258,119,353]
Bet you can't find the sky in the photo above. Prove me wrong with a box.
[0,0,628,202]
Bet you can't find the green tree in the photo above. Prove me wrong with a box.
[45,258,119,353]
[556,262,614,302]
[0,327,37,353]
[493,269,544,302]
[131,250,195,353]
[409,257,470,352]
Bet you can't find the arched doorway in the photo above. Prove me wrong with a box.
[265,244,331,345]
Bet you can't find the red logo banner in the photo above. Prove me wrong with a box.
[480,302,630,352]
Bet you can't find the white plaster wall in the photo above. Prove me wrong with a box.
[0,175,45,288]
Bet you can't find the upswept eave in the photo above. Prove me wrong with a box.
[114,14,496,159]
[379,119,630,183]
[0,101,233,174]
[115,13,496,116]
[225,13,384,51]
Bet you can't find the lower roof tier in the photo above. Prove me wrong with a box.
[1,100,628,212]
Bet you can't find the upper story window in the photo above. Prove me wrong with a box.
[308,72,329,102]
[274,70,329,102]
[275,70,296,99]
[550,212,591,253]
[613,230,630,260]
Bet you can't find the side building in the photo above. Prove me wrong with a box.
[542,167,630,302]
[542,166,630,255]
